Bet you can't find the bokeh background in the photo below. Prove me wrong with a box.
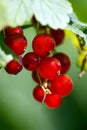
[0,0,87,130]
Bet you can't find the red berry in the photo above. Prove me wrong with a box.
[38,57,61,80]
[50,29,65,46]
[32,71,44,83]
[5,26,23,36]
[53,52,71,73]
[50,74,73,97]
[4,33,27,55]
[45,93,62,109]
[33,85,44,102]
[23,52,40,71]
[5,59,23,74]
[32,33,55,57]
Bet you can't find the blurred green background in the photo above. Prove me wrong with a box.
[0,0,87,130]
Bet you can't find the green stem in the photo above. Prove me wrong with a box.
[21,24,36,29]
[36,70,43,85]
[45,26,50,34]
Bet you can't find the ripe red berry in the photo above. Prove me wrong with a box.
[50,29,65,46]
[33,85,44,102]
[5,26,23,36]
[4,33,27,55]
[23,52,40,71]
[38,57,61,80]
[45,93,62,109]
[50,74,73,97]
[32,33,55,57]
[5,59,23,74]
[53,52,71,73]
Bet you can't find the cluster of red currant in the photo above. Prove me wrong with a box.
[4,26,27,74]
[30,33,73,109]
[3,24,73,109]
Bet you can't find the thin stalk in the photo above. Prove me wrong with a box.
[36,70,43,85]
[21,24,36,29]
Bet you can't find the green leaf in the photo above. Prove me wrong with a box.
[0,1,8,30]
[0,0,33,30]
[32,0,73,29]
[67,14,87,45]
[0,0,73,31]
[0,47,13,67]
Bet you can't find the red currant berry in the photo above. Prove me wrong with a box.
[23,52,40,71]
[5,59,23,74]
[4,33,27,55]
[38,57,61,80]
[5,26,23,36]
[53,52,71,73]
[50,74,73,97]
[50,29,65,46]
[32,71,44,83]
[32,33,55,57]
[33,85,44,102]
[45,93,62,109]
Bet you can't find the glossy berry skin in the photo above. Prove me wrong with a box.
[32,33,55,57]
[50,29,65,46]
[45,93,62,109]
[50,74,73,97]
[23,52,40,71]
[4,33,27,55]
[32,71,44,83]
[5,26,23,36]
[53,52,71,73]
[5,59,23,74]
[33,85,44,102]
[38,57,61,80]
